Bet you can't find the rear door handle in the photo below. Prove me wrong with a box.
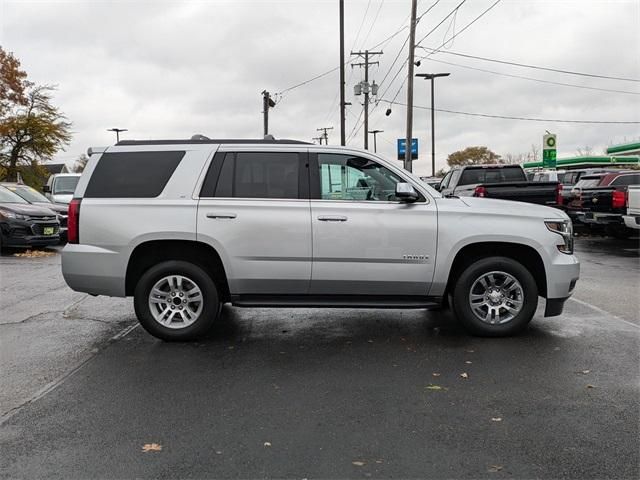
[318,215,348,222]
[206,213,237,219]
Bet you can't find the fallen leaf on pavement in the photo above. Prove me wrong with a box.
[580,370,591,374]
[375,460,383,464]
[491,417,502,422]
[432,373,441,377]
[488,465,503,472]
[142,443,162,452]
[465,349,475,353]
[352,461,365,466]
[586,384,595,389]
[13,250,56,258]
[460,372,469,379]
[264,442,272,447]
[465,361,472,364]
[425,384,443,391]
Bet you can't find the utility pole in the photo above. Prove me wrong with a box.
[368,129,383,152]
[351,50,382,150]
[404,0,418,172]
[339,0,346,146]
[107,128,127,143]
[317,126,334,145]
[312,136,323,145]
[417,73,450,176]
[262,90,276,136]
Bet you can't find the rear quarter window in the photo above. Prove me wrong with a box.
[611,174,640,186]
[84,151,185,198]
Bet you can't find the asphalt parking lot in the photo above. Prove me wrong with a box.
[1,237,638,479]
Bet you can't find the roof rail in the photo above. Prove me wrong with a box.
[115,138,312,146]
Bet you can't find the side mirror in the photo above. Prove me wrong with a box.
[42,185,51,193]
[434,182,442,191]
[395,182,419,203]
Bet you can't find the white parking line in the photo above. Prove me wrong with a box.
[569,297,639,329]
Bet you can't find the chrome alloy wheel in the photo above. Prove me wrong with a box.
[468,271,524,325]
[148,275,204,329]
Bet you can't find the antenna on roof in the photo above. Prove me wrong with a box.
[191,134,211,141]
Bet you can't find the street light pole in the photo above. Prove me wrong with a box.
[416,73,450,176]
[368,129,383,152]
[107,128,128,143]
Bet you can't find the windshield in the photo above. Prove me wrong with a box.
[0,186,29,203]
[53,176,80,195]
[5,185,50,203]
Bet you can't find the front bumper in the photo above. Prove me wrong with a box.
[1,219,61,248]
[544,252,579,317]
[623,215,640,230]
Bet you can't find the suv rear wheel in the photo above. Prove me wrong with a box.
[134,260,220,341]
[452,256,538,337]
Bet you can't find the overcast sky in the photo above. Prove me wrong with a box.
[1,0,639,175]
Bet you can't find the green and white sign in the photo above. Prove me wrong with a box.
[543,133,557,168]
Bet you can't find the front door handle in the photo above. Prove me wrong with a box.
[206,213,237,219]
[318,215,348,222]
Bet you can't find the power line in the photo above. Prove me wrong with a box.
[417,47,640,83]
[360,0,385,51]
[425,58,640,95]
[416,0,501,55]
[379,99,640,124]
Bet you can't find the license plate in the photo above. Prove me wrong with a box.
[43,227,55,235]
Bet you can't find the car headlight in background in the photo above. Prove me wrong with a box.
[545,220,573,254]
[0,208,26,220]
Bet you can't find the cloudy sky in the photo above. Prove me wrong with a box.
[1,0,639,175]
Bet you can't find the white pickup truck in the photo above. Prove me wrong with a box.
[62,138,580,341]
[623,185,640,230]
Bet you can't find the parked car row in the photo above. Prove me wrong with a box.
[0,186,61,252]
[0,173,81,252]
[562,170,640,237]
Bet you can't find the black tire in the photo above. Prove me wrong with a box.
[451,256,538,337]
[134,260,220,341]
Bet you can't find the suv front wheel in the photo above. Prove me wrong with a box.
[452,256,538,337]
[134,260,220,341]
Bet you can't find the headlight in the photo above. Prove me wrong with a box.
[545,219,573,254]
[0,208,26,220]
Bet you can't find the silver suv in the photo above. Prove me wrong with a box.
[62,138,580,340]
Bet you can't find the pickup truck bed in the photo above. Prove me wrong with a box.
[472,181,559,206]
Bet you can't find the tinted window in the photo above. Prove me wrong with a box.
[211,152,300,199]
[317,154,409,202]
[449,170,461,187]
[459,167,526,185]
[611,174,640,186]
[53,176,80,195]
[85,151,184,198]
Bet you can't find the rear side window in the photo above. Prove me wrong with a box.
[202,152,301,199]
[611,174,640,186]
[459,167,525,185]
[84,151,184,198]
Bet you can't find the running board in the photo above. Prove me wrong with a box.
[230,294,442,309]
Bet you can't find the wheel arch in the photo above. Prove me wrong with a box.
[125,239,230,301]
[444,241,547,299]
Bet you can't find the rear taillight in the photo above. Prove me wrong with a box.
[555,183,563,206]
[474,186,487,197]
[612,190,626,209]
[68,198,81,244]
